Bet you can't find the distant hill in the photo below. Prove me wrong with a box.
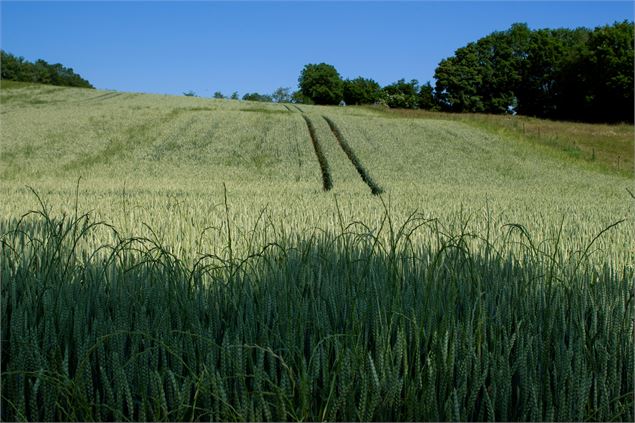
[0,50,93,89]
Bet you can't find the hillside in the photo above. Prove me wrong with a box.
[1,83,631,251]
[376,107,634,178]
[0,81,631,266]
[1,83,631,185]
[1,83,633,422]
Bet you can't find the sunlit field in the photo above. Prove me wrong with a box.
[1,83,633,421]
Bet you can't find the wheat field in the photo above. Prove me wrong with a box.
[1,83,633,421]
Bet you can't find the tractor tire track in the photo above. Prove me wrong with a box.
[77,92,123,103]
[323,115,383,195]
[302,115,333,191]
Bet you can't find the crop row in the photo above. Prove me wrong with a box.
[300,113,384,194]
[302,115,333,191]
[322,115,383,195]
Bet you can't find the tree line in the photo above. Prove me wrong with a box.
[190,87,295,103]
[434,21,633,122]
[1,50,94,89]
[206,72,435,110]
[3,20,630,123]
[290,21,632,123]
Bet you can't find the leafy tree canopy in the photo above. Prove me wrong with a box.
[298,63,344,105]
[434,21,633,122]
[242,92,273,102]
[582,21,634,122]
[343,77,382,105]
[418,82,436,110]
[1,50,93,88]
[291,90,312,104]
[382,79,420,109]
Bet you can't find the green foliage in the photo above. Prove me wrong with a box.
[1,50,93,88]
[271,87,292,103]
[230,91,239,100]
[583,21,634,122]
[435,23,531,114]
[515,27,589,120]
[183,90,196,97]
[435,42,486,113]
[291,90,312,104]
[434,21,634,122]
[213,91,225,99]
[342,77,382,105]
[418,82,436,110]
[298,63,344,105]
[382,79,420,109]
[242,92,273,102]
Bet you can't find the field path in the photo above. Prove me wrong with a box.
[77,91,124,103]
[323,115,383,195]
[302,114,333,191]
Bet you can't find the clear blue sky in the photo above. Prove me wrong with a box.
[1,1,633,96]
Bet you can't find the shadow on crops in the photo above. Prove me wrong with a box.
[1,192,633,422]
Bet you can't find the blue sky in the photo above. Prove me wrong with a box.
[1,1,633,96]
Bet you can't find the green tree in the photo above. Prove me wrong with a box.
[183,90,196,97]
[435,24,531,114]
[291,90,312,104]
[383,79,420,109]
[342,77,382,105]
[230,91,239,100]
[475,25,529,114]
[434,43,485,112]
[1,50,93,88]
[272,87,292,103]
[515,27,588,119]
[550,28,592,120]
[418,81,436,110]
[583,21,634,122]
[213,91,225,99]
[0,51,22,80]
[515,29,566,117]
[432,21,633,122]
[242,92,272,102]
[298,63,344,105]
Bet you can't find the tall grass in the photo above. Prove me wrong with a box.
[1,191,632,422]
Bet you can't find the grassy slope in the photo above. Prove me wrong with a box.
[1,82,631,185]
[373,107,634,178]
[1,83,633,422]
[1,83,631,257]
